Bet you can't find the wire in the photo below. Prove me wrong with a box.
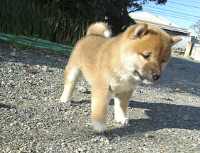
[168,1,200,10]
[170,0,200,5]
[146,6,200,19]
[144,8,197,22]
[160,4,200,12]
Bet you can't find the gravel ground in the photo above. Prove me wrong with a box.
[0,42,200,153]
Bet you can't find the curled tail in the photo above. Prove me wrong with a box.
[86,22,112,38]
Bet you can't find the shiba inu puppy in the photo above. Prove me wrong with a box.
[60,22,181,132]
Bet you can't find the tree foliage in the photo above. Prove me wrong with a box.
[0,0,167,43]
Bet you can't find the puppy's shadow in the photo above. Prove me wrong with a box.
[68,99,200,138]
[106,100,200,137]
[0,103,16,109]
[69,100,90,107]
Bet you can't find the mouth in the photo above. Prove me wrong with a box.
[133,70,144,81]
[133,70,153,85]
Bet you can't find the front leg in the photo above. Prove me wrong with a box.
[91,82,110,132]
[114,91,133,126]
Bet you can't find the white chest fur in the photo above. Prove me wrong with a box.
[109,73,137,94]
[109,52,139,93]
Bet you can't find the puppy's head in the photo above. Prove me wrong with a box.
[120,23,181,84]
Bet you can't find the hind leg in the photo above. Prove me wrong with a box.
[60,65,80,103]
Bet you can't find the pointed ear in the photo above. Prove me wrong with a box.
[171,36,182,45]
[133,24,148,38]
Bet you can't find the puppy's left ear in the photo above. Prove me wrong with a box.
[171,36,182,45]
[133,24,148,38]
[126,24,148,39]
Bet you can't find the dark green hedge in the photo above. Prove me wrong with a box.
[0,0,166,44]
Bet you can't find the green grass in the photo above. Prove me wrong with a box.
[0,32,73,55]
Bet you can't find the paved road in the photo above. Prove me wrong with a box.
[0,43,200,153]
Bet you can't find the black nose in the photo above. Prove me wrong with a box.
[152,74,160,81]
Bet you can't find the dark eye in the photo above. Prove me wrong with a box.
[142,52,151,59]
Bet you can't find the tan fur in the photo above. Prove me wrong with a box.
[60,22,182,132]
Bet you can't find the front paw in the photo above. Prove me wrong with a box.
[115,116,129,126]
[92,121,106,133]
[60,95,69,103]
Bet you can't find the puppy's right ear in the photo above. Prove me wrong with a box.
[171,36,182,45]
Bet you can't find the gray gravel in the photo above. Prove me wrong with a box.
[0,42,200,153]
